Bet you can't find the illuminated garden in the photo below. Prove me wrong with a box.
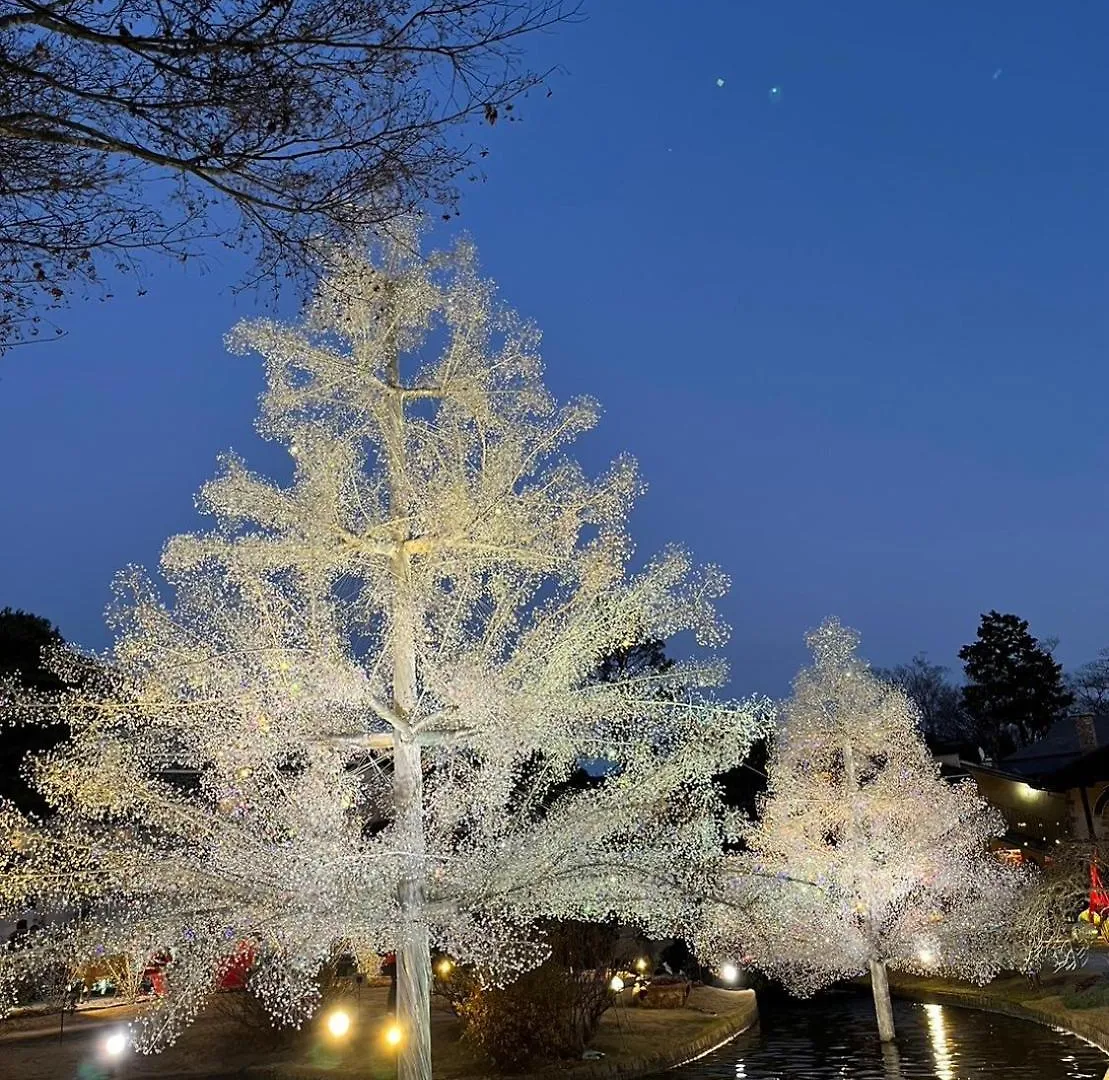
[3,3,1109,1079]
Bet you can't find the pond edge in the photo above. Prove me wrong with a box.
[552,989,760,1080]
[888,979,1109,1080]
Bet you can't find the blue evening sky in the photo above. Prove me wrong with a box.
[2,1,1108,697]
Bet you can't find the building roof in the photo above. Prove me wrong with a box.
[1040,742,1109,792]
[992,713,1109,783]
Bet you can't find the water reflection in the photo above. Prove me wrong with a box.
[922,1003,953,1080]
[665,993,1108,1079]
[880,1039,903,1080]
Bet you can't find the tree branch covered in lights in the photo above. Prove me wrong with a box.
[702,618,1026,1042]
[999,842,1109,976]
[0,227,772,1078]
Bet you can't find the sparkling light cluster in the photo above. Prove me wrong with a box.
[704,618,1026,996]
[0,226,771,1073]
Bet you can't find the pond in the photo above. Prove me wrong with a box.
[666,992,1108,1079]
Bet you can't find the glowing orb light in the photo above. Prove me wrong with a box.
[326,1009,352,1038]
[634,957,649,973]
[103,1031,128,1058]
[719,963,740,985]
[385,1023,403,1047]
[609,975,625,992]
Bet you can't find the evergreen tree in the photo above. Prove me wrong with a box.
[959,611,1073,754]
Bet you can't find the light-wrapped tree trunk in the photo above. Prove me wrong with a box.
[394,739,431,1080]
[868,958,895,1042]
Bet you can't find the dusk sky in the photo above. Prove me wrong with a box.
[2,0,1108,697]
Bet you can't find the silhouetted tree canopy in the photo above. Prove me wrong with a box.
[0,607,69,812]
[874,653,969,745]
[0,0,573,349]
[959,611,1073,756]
[1068,648,1109,717]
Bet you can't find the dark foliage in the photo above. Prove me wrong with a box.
[440,920,637,1072]
[959,611,1074,756]
[0,607,71,813]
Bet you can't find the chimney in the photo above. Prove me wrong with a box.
[1076,714,1098,755]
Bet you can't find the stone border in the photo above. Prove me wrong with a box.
[888,980,1109,1080]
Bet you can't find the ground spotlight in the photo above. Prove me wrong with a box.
[385,1022,403,1047]
[326,1008,352,1038]
[719,963,739,985]
[436,957,454,977]
[103,1030,129,1058]
[634,957,649,973]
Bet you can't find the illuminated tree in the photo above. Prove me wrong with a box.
[710,618,1024,1043]
[0,228,770,1079]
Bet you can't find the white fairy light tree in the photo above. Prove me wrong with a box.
[0,227,771,1079]
[708,618,1025,1043]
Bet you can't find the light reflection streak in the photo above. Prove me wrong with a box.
[924,1002,954,1080]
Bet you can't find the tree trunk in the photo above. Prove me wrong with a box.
[394,736,432,1080]
[384,308,433,1080]
[869,958,896,1042]
[391,549,432,1080]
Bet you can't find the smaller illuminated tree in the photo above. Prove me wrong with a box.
[712,618,1025,1042]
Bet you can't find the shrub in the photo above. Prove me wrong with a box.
[442,920,640,1072]
[454,961,613,1071]
[1060,984,1109,1010]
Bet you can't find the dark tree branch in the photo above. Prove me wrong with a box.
[0,0,578,350]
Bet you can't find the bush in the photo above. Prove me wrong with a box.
[454,961,613,1071]
[442,920,639,1072]
[1060,984,1109,1010]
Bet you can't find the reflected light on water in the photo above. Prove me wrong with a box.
[923,1003,953,1080]
[664,995,1108,1078]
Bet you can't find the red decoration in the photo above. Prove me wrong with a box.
[1090,862,1109,919]
[217,943,255,991]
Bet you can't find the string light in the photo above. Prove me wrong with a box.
[708,619,1026,1014]
[0,226,773,1074]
